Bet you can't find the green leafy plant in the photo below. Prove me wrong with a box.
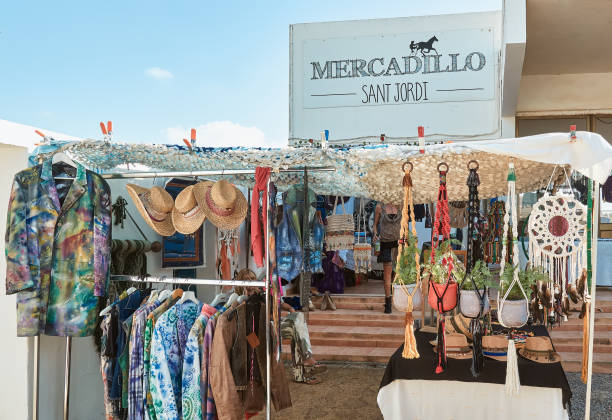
[394,232,420,285]
[422,239,465,285]
[461,260,493,290]
[500,265,548,300]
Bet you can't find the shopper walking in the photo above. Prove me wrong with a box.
[373,203,401,313]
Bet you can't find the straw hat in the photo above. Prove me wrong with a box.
[482,335,509,361]
[194,180,247,230]
[448,313,473,341]
[126,184,175,236]
[518,336,561,364]
[431,333,472,359]
[171,185,206,234]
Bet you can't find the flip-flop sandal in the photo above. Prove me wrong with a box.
[305,363,327,375]
[302,377,321,385]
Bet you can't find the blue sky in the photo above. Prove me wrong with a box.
[0,0,500,147]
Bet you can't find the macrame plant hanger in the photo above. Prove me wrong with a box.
[429,162,454,374]
[459,160,487,376]
[497,162,526,396]
[528,165,587,325]
[393,161,421,359]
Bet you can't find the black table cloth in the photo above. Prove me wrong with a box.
[379,325,572,409]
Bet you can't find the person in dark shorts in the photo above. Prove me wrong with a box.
[373,203,401,313]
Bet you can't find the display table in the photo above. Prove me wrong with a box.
[377,326,571,420]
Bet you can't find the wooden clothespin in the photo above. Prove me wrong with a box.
[183,128,197,153]
[380,133,386,143]
[34,130,53,146]
[100,121,112,143]
[418,126,425,154]
[321,130,329,150]
[570,125,577,142]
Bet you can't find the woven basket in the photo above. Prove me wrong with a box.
[326,196,354,251]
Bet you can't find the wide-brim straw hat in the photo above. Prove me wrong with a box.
[518,336,562,364]
[448,313,473,341]
[171,185,206,234]
[431,333,472,359]
[126,184,176,236]
[194,180,247,230]
[482,335,509,361]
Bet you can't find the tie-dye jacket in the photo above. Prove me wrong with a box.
[5,160,111,336]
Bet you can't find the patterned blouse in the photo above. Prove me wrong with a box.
[181,314,209,420]
[150,300,202,419]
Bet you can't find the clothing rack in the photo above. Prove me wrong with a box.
[50,166,334,420]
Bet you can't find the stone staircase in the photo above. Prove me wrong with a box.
[282,286,612,373]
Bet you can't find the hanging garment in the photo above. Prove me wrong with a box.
[251,167,271,267]
[275,204,303,281]
[5,160,112,336]
[202,317,218,419]
[307,213,324,273]
[128,296,162,420]
[101,309,121,420]
[182,313,210,420]
[150,300,203,419]
[144,295,181,420]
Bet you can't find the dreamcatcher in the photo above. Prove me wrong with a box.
[528,166,587,324]
[426,163,458,373]
[392,162,421,359]
[353,199,372,275]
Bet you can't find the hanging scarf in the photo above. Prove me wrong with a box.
[251,167,271,267]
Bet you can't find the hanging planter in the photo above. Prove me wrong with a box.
[393,283,422,311]
[459,261,492,318]
[497,163,531,329]
[428,281,458,312]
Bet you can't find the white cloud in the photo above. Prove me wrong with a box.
[164,121,284,148]
[145,67,174,80]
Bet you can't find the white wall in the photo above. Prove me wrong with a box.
[0,144,31,419]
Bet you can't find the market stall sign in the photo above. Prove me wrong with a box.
[303,28,495,109]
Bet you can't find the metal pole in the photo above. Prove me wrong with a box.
[109,275,265,287]
[32,335,39,420]
[246,188,251,270]
[63,337,72,420]
[265,176,271,420]
[302,168,311,322]
[101,167,335,179]
[585,181,600,420]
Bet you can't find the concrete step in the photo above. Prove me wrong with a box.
[554,344,612,353]
[307,324,404,341]
[306,308,405,321]
[283,337,402,348]
[561,361,612,374]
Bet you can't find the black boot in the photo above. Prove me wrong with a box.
[384,296,392,314]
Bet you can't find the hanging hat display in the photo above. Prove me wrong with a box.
[126,184,176,236]
[194,179,248,230]
[518,336,562,364]
[171,185,206,234]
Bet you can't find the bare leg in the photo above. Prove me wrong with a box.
[383,262,392,297]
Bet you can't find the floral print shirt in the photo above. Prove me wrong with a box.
[181,314,209,420]
[150,300,202,419]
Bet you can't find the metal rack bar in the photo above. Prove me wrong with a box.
[265,176,271,420]
[110,275,265,287]
[32,335,39,420]
[101,167,335,179]
[63,337,72,420]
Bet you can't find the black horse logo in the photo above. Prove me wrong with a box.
[411,36,439,55]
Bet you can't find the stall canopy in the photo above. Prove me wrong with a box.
[32,131,612,204]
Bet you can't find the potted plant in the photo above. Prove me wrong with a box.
[393,232,422,310]
[423,239,463,312]
[498,265,541,327]
[459,260,493,318]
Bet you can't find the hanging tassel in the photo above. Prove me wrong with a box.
[402,311,420,359]
[435,318,447,374]
[505,339,520,395]
[470,318,484,377]
[581,299,591,384]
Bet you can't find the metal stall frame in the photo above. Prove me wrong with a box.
[51,166,333,420]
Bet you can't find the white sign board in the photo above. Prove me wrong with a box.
[289,12,502,144]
